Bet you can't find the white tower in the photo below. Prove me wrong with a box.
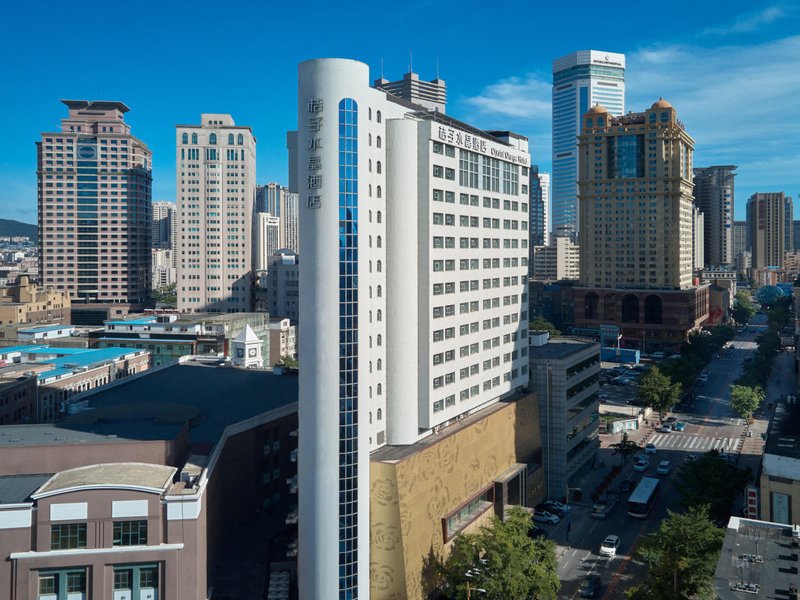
[230,325,262,368]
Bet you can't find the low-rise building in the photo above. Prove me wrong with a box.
[528,332,600,500]
[265,250,299,322]
[0,373,37,425]
[0,360,299,600]
[759,400,800,524]
[531,237,580,282]
[268,318,296,366]
[0,275,70,325]
[713,516,800,599]
[16,324,75,342]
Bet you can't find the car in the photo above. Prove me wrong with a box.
[660,424,672,433]
[599,535,621,557]
[633,458,650,472]
[579,574,602,598]
[673,421,685,431]
[657,460,671,475]
[598,393,608,401]
[645,443,657,455]
[533,509,560,524]
[698,374,709,383]
[617,479,635,493]
[542,500,571,513]
[664,416,677,424]
[527,526,548,540]
[684,454,697,463]
[536,503,567,518]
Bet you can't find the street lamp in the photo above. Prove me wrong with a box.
[465,569,487,599]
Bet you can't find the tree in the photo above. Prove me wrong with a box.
[675,450,752,524]
[439,507,560,600]
[729,385,764,421]
[275,355,298,369]
[609,431,640,465]
[153,283,177,305]
[731,291,756,325]
[637,366,682,416]
[631,506,724,600]
[529,316,560,336]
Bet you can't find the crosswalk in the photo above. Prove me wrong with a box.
[647,433,742,453]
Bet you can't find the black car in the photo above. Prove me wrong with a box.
[579,574,602,598]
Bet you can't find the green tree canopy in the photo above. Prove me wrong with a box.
[438,507,560,600]
[731,291,756,325]
[637,366,682,415]
[729,385,764,421]
[630,506,724,600]
[675,450,752,524]
[529,316,560,336]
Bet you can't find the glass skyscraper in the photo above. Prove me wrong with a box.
[552,50,625,241]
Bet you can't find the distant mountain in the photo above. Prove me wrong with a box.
[0,219,36,240]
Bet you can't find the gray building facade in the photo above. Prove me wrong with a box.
[693,166,736,266]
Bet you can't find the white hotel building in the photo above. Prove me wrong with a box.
[295,59,530,599]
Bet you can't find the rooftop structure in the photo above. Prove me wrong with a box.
[374,70,447,112]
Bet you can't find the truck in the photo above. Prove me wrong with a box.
[591,492,619,519]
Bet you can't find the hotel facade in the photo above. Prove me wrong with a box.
[295,59,533,599]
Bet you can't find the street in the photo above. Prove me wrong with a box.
[550,317,781,599]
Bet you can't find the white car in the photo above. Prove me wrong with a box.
[657,460,671,475]
[533,509,560,525]
[599,535,621,557]
[645,443,657,455]
[543,500,571,513]
[633,458,650,472]
[660,424,672,433]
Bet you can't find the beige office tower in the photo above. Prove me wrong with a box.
[748,192,787,268]
[176,114,255,313]
[574,99,708,351]
[255,183,300,253]
[37,100,152,303]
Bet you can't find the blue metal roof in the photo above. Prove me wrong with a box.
[24,347,88,355]
[18,325,74,334]
[0,345,46,356]
[105,317,158,326]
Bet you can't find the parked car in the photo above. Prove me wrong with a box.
[645,443,657,455]
[599,535,621,557]
[579,574,602,598]
[684,454,697,463]
[533,509,560,524]
[698,374,709,383]
[542,500,571,513]
[536,503,566,518]
[598,393,609,401]
[673,421,686,431]
[633,458,650,472]
[657,460,671,475]
[660,424,672,433]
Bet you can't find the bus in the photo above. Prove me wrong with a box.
[627,477,661,518]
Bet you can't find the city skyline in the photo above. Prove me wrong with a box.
[0,1,798,222]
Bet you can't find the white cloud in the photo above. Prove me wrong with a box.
[700,5,788,36]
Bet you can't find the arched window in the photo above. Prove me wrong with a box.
[377,260,382,273]
[377,334,382,346]
[182,132,188,144]
[368,133,372,146]
[369,336,372,348]
[369,386,373,398]
[621,294,640,323]
[376,235,382,248]
[238,133,244,145]
[369,184,372,196]
[191,133,198,144]
[369,287,372,299]
[376,161,382,174]
[209,133,217,145]
[377,358,382,371]
[644,295,663,324]
[228,133,234,144]
[369,210,372,222]
[369,260,372,273]
[369,411,373,424]
[377,383,382,396]
[377,285,382,297]
[604,293,616,321]
[597,117,604,127]
[369,360,373,373]
[377,211,382,224]
[377,309,382,321]
[369,159,372,172]
[584,292,599,320]
[369,310,372,323]
[586,118,593,129]
[377,110,382,123]
[376,136,382,148]
[377,186,382,199]
[377,408,382,420]
[368,107,372,120]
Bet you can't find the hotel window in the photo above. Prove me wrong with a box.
[376,136,382,148]
[445,145,456,157]
[39,570,86,600]
[228,133,234,144]
[182,133,188,144]
[209,133,217,145]
[113,520,148,546]
[433,142,443,154]
[433,165,444,178]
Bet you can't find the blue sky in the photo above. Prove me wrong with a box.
[1,0,797,222]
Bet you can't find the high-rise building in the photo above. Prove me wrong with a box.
[793,219,800,251]
[256,213,281,272]
[551,50,625,241]
[265,249,299,321]
[373,70,447,112]
[176,114,255,313]
[748,192,788,268]
[693,166,735,266]
[294,59,530,599]
[529,166,549,248]
[38,100,152,303]
[785,195,794,254]
[255,183,300,253]
[733,220,748,258]
[152,201,177,254]
[531,237,579,281]
[693,205,705,271]
[574,99,708,350]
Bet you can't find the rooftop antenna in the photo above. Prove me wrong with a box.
[380,57,384,80]
[409,50,413,73]
[436,57,440,80]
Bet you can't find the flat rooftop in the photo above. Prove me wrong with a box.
[528,338,599,360]
[0,474,52,504]
[18,325,73,334]
[764,401,800,460]
[0,362,297,448]
[34,463,176,497]
[714,517,800,599]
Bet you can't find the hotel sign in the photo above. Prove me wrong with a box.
[435,124,528,166]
